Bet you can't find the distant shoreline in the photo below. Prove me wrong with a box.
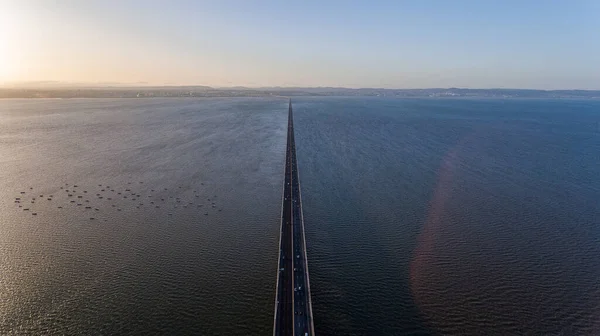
[1,87,599,99]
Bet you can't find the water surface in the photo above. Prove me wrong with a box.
[1,97,599,335]
[0,98,287,335]
[293,97,600,335]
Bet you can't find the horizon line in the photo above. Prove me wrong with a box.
[1,82,599,91]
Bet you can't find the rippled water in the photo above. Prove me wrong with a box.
[1,98,599,335]
[294,98,600,335]
[0,98,287,335]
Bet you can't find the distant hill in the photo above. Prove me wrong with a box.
[1,86,599,99]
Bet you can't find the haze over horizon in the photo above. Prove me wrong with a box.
[1,0,599,90]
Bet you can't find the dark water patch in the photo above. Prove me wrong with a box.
[294,97,600,335]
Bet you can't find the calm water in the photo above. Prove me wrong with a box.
[1,98,599,335]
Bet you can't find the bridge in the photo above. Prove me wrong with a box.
[273,100,315,336]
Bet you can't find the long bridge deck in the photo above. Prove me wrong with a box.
[273,100,315,336]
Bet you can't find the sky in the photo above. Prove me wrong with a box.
[1,0,599,89]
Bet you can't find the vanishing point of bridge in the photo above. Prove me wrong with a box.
[273,100,315,336]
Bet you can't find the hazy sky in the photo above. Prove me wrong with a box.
[1,0,599,89]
